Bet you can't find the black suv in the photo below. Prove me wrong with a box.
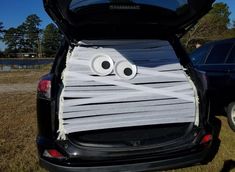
[190,38,235,131]
[37,1,216,171]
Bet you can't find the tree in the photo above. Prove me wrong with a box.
[225,20,235,38]
[3,26,29,54]
[42,23,62,57]
[2,15,42,56]
[3,27,20,54]
[182,2,231,51]
[18,14,42,53]
[232,20,235,36]
[0,22,4,40]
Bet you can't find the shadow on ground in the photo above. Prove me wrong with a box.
[221,160,235,172]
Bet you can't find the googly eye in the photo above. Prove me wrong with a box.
[114,60,137,80]
[90,54,114,76]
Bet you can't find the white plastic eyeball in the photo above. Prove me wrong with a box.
[114,60,137,80]
[90,54,114,76]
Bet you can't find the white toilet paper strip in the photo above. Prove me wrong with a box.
[57,40,198,140]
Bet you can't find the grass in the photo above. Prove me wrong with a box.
[0,92,45,172]
[0,69,234,172]
[0,65,51,84]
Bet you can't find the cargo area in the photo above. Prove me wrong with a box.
[68,123,194,148]
[58,40,199,140]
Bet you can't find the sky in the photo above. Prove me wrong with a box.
[0,0,235,50]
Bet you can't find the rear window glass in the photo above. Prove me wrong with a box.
[70,0,188,11]
[205,43,233,64]
[190,45,210,65]
[226,46,235,64]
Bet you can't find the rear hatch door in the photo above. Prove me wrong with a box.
[43,0,215,42]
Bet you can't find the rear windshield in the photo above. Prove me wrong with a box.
[70,0,188,11]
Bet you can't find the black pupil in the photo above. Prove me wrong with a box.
[124,68,133,76]
[102,61,111,70]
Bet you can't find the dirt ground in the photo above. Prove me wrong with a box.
[0,69,234,172]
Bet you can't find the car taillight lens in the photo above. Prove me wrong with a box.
[37,75,52,99]
[38,80,51,93]
[200,134,213,145]
[43,149,65,159]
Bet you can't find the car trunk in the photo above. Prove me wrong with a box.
[68,123,195,149]
[57,40,199,144]
[42,0,214,148]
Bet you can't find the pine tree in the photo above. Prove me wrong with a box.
[0,22,4,40]
[19,14,42,53]
[42,23,62,58]
[2,15,42,56]
[3,27,19,53]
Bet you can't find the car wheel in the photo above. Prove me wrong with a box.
[227,102,235,132]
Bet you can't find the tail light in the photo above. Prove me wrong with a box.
[200,134,213,145]
[37,74,52,99]
[43,149,65,159]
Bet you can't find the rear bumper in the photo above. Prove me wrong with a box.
[38,124,214,172]
[40,147,210,172]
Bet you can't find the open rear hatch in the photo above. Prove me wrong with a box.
[43,0,214,149]
[43,0,214,42]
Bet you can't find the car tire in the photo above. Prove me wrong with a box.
[227,102,235,132]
